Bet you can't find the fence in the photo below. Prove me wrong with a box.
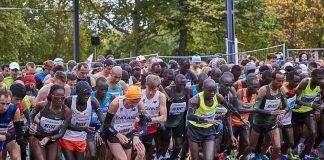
[114,54,158,64]
[238,44,286,62]
[286,48,324,62]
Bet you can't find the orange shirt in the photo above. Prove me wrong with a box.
[232,88,256,126]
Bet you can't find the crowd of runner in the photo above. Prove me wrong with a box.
[0,52,323,160]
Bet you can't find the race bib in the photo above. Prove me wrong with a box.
[200,113,215,124]
[169,102,186,115]
[301,95,316,103]
[287,95,297,109]
[114,122,134,134]
[39,117,63,133]
[264,99,281,111]
[215,106,227,119]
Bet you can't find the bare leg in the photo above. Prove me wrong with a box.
[6,140,21,160]
[240,127,260,159]
[266,128,281,160]
[188,139,200,160]
[29,137,46,160]
[202,140,215,160]
[107,141,127,160]
[45,142,59,160]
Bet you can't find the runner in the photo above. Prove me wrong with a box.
[240,71,288,160]
[107,66,128,101]
[160,74,191,159]
[67,74,77,96]
[174,58,198,87]
[43,64,65,85]
[233,74,259,158]
[93,59,114,80]
[191,55,202,76]
[34,60,54,86]
[161,69,174,89]
[208,68,222,91]
[103,85,146,160]
[187,78,247,160]
[59,81,105,160]
[87,77,110,160]
[292,68,324,159]
[1,64,10,78]
[280,71,300,160]
[66,60,77,76]
[137,74,167,160]
[75,63,96,88]
[192,73,208,96]
[0,89,24,160]
[3,62,20,90]
[28,84,72,160]
[35,71,71,103]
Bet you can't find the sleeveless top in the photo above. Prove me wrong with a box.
[253,85,281,126]
[232,88,256,126]
[62,96,92,141]
[111,97,138,135]
[38,103,65,136]
[141,90,160,134]
[282,85,297,125]
[189,92,219,128]
[108,82,123,98]
[293,78,321,113]
[166,86,187,128]
[0,104,16,136]
[90,91,110,126]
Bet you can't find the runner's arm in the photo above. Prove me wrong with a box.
[133,102,148,136]
[217,93,245,122]
[21,100,31,126]
[253,87,272,115]
[236,89,253,113]
[91,97,105,124]
[34,87,47,103]
[187,96,208,123]
[49,106,72,141]
[13,108,24,145]
[295,79,310,107]
[151,92,167,123]
[29,101,44,124]
[103,98,119,136]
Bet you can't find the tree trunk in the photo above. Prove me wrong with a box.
[178,0,188,56]
[130,2,141,57]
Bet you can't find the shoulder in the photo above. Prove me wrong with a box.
[189,95,199,104]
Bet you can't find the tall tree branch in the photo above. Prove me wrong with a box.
[88,0,130,35]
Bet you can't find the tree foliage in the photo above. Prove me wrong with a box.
[0,0,322,64]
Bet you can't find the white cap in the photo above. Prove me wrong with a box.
[283,62,293,69]
[9,62,20,70]
[192,55,201,63]
[136,55,146,62]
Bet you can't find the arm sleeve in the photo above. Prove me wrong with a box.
[95,108,105,124]
[220,100,244,121]
[13,121,23,140]
[29,108,37,124]
[103,112,118,136]
[50,120,69,141]
[23,109,31,126]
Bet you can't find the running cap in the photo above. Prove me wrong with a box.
[192,55,201,63]
[9,62,20,70]
[283,62,294,69]
[136,55,146,62]
[75,81,92,96]
[246,62,256,71]
[125,85,142,100]
[54,58,64,64]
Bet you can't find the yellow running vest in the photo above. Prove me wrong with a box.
[189,92,219,128]
[293,78,321,113]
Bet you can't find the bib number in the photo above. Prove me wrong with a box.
[287,95,297,109]
[264,99,281,111]
[169,102,186,115]
[114,122,134,134]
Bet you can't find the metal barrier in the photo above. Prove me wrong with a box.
[238,44,286,62]
[114,54,158,64]
[286,48,324,61]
